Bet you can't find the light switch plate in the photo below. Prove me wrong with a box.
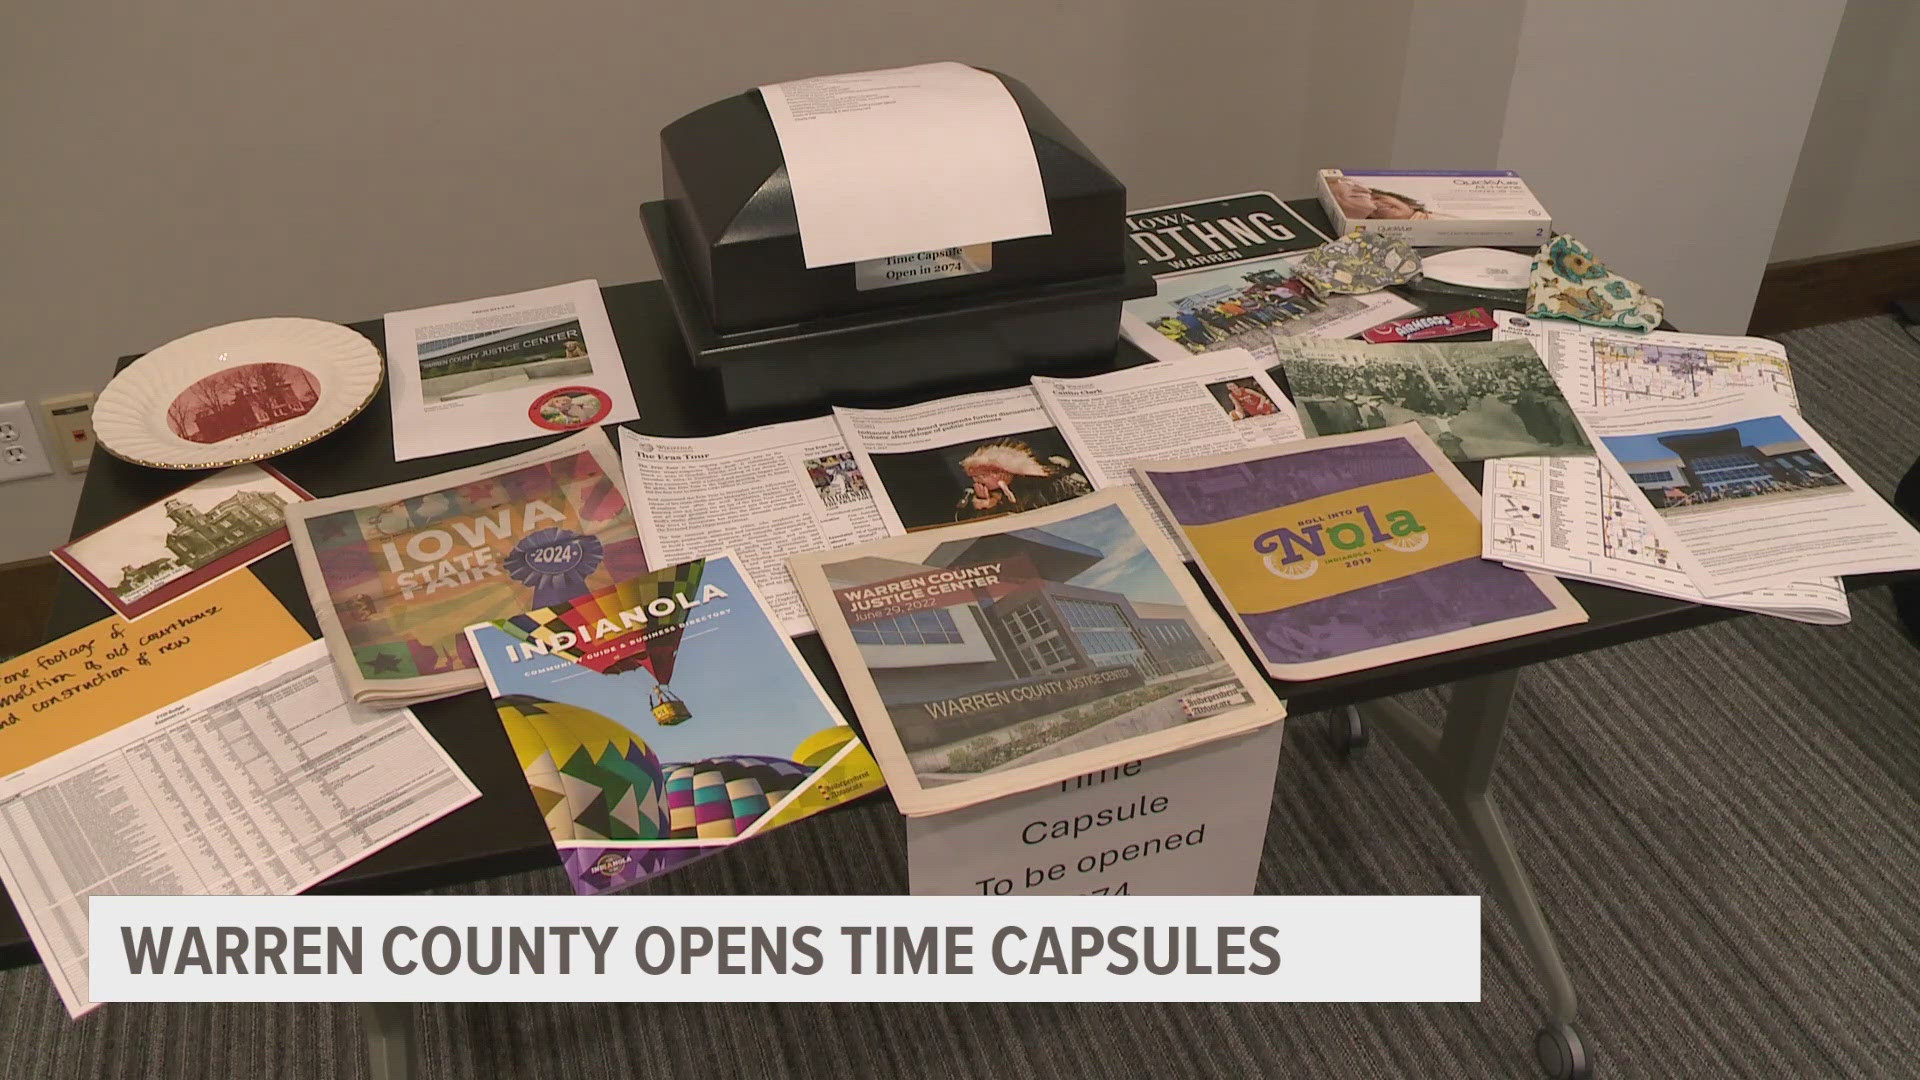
[0,401,55,482]
[40,391,97,472]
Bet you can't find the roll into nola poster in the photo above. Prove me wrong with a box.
[1136,424,1586,680]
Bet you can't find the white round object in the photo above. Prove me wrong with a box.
[94,318,383,469]
[1420,247,1535,290]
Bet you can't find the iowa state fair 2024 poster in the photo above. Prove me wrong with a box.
[286,432,647,702]
[1136,424,1586,681]
[465,553,884,894]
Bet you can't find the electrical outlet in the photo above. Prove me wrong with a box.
[40,392,97,473]
[0,401,54,482]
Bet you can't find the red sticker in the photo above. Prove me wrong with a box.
[1361,307,1497,343]
[527,386,612,431]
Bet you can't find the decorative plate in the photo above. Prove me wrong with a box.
[94,318,383,469]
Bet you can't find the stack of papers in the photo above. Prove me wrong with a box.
[1484,312,1920,620]
[619,349,1304,636]
[0,579,476,1016]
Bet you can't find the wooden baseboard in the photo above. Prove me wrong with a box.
[0,556,59,658]
[1749,240,1920,335]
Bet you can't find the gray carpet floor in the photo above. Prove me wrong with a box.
[4,315,1919,1079]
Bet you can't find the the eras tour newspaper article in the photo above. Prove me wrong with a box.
[619,419,887,636]
[1031,351,1305,544]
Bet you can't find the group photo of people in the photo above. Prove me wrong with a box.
[1283,341,1593,461]
[1149,268,1330,353]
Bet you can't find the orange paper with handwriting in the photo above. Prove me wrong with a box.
[0,573,309,775]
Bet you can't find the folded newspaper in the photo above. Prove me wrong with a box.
[617,350,1303,636]
[285,430,648,705]
[1136,424,1587,680]
[787,488,1285,816]
[1483,311,1850,624]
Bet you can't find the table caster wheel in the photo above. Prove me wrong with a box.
[1534,1020,1591,1080]
[1329,706,1369,756]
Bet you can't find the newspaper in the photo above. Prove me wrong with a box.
[1030,350,1305,545]
[384,280,639,461]
[787,489,1284,816]
[1485,311,1848,623]
[833,386,1093,535]
[610,362,1303,633]
[284,430,648,705]
[618,419,887,636]
[1581,389,1920,598]
[0,641,477,1016]
[1135,424,1586,681]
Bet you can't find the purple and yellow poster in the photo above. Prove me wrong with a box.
[1137,424,1585,680]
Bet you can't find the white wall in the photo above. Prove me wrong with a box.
[0,0,1405,565]
[1388,0,1526,169]
[5,0,1877,565]
[1770,0,1920,261]
[1493,0,1847,335]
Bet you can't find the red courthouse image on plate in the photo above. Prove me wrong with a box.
[165,362,322,443]
[528,386,612,431]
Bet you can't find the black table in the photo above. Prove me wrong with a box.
[8,206,1899,1080]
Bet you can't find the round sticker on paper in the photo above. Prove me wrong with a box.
[528,386,611,431]
[505,527,606,606]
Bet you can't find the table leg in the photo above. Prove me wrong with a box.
[1354,671,1578,1022]
[359,1002,418,1080]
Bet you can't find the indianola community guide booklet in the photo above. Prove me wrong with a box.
[464,553,885,894]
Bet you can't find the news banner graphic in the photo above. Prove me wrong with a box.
[90,895,1479,1004]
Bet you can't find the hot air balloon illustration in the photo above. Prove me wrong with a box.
[649,685,690,726]
[498,559,706,725]
[494,694,670,844]
[664,755,810,839]
[792,725,859,769]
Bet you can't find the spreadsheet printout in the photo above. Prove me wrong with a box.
[0,641,478,1016]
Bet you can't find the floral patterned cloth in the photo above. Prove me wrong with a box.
[1526,235,1665,331]
[1295,229,1423,294]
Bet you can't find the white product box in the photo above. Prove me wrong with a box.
[1316,169,1551,248]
